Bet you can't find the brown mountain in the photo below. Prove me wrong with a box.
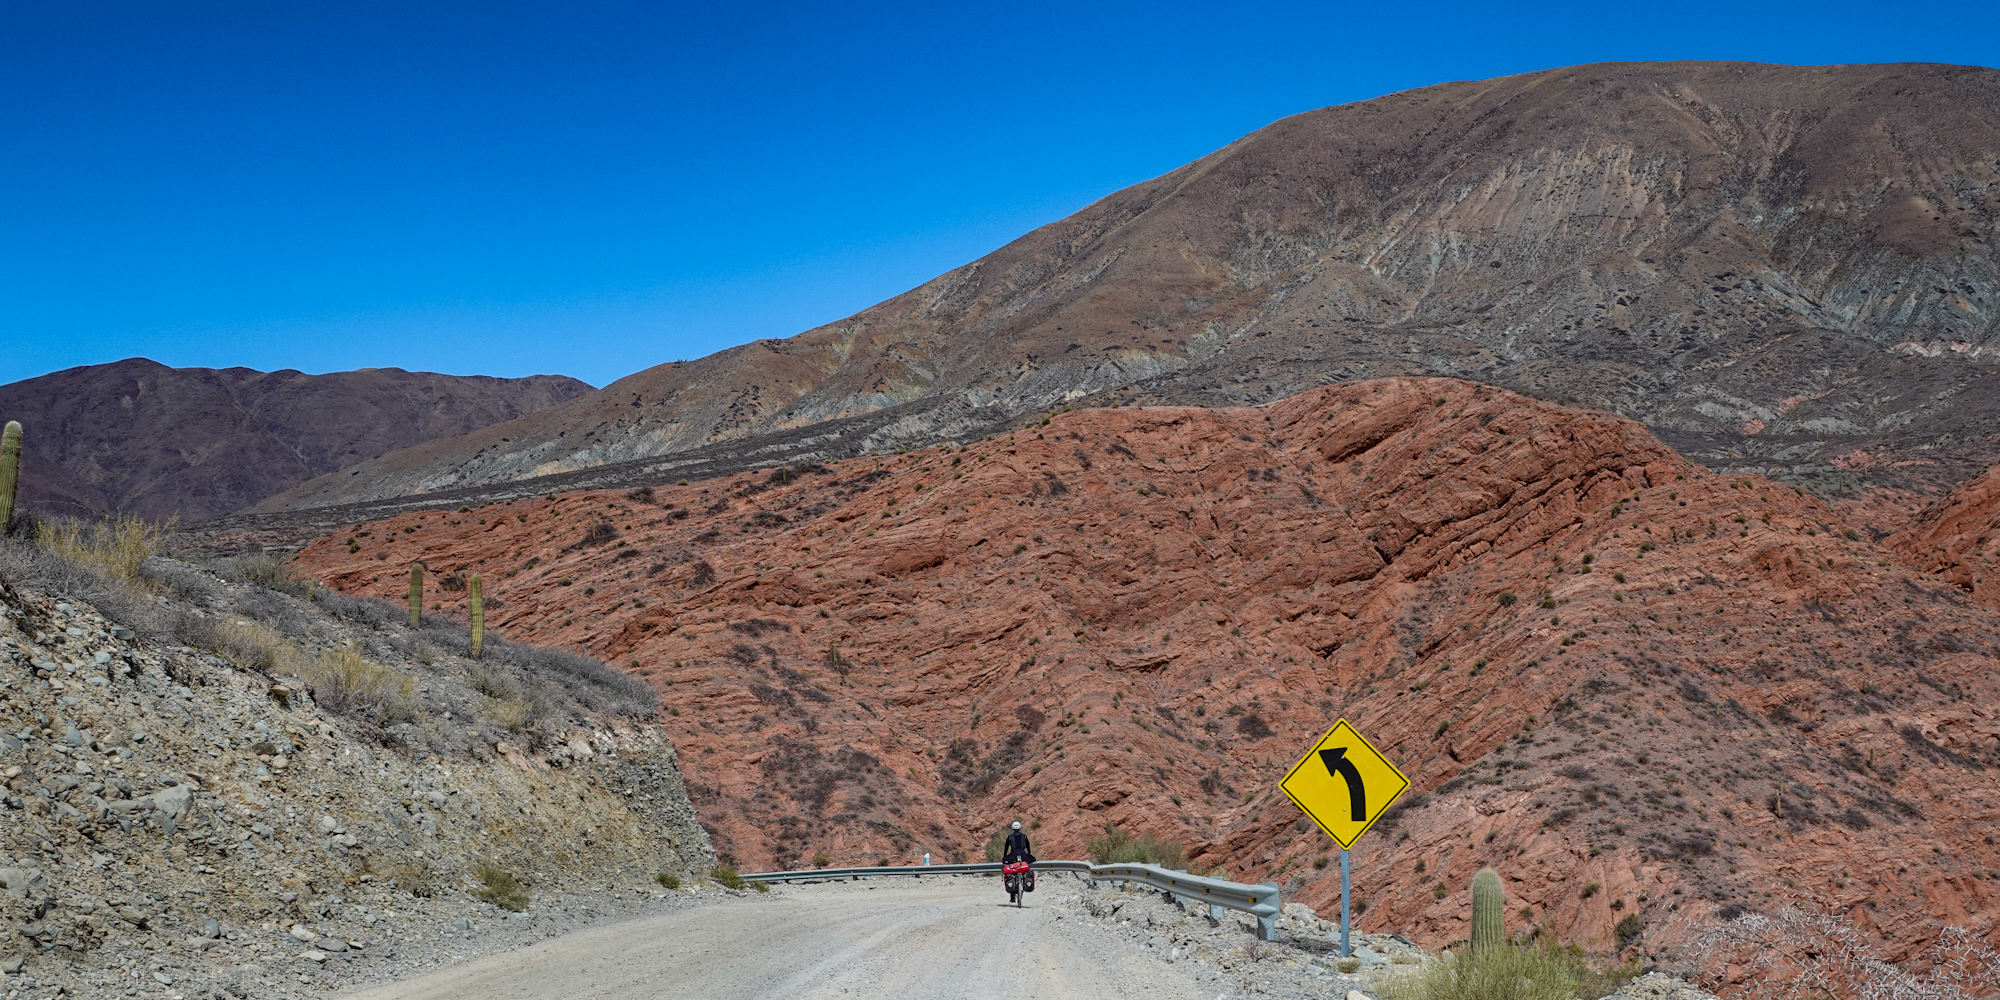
[0,358,591,523]
[252,60,2000,520]
[293,378,2000,968]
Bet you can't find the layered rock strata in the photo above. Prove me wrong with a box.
[297,378,2000,965]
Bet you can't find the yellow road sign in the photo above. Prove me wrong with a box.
[1279,718,1410,849]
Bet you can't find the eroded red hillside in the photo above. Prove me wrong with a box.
[296,379,2000,966]
[1894,462,2000,614]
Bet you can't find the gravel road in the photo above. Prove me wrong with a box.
[339,877,1212,1000]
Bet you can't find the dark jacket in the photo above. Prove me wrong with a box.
[1002,830,1034,863]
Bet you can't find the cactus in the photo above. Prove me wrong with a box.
[1471,867,1505,953]
[408,564,423,626]
[469,574,484,658]
[0,420,20,533]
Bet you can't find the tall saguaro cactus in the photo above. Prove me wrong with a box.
[408,564,424,625]
[0,420,21,533]
[1471,867,1505,953]
[469,574,484,658]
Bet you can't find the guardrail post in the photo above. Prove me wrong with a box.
[1209,903,1225,920]
[1256,883,1279,941]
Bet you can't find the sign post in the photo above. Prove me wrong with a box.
[1279,718,1409,958]
[1340,847,1351,957]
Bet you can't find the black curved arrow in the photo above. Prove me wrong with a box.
[1319,747,1367,821]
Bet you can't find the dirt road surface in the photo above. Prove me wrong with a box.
[339,877,1213,1000]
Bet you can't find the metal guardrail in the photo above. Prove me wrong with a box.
[742,860,1282,940]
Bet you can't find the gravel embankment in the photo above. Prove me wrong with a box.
[0,557,714,1000]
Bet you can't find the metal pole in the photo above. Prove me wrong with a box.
[1340,847,1351,958]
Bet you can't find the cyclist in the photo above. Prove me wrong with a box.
[1001,820,1034,864]
[1000,820,1036,897]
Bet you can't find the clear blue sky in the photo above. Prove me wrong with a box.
[4,1,1995,388]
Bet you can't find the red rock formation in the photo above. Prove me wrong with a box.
[1894,462,2000,612]
[297,378,2000,964]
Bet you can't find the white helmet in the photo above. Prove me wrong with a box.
[1012,821,1022,830]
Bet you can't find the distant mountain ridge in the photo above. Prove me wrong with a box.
[0,358,592,523]
[251,60,2000,516]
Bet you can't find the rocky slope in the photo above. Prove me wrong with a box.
[0,546,712,999]
[1060,879,1720,1000]
[0,358,591,523]
[255,60,2000,518]
[292,377,2000,974]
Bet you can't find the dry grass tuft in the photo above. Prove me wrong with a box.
[468,667,546,733]
[483,695,536,733]
[368,856,437,897]
[473,861,529,911]
[210,552,318,599]
[210,618,286,672]
[292,643,421,725]
[38,514,167,590]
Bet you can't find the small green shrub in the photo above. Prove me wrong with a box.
[468,666,512,699]
[712,864,748,890]
[474,862,529,911]
[654,872,681,890]
[1615,913,1644,949]
[1085,824,1186,868]
[1378,943,1636,1000]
